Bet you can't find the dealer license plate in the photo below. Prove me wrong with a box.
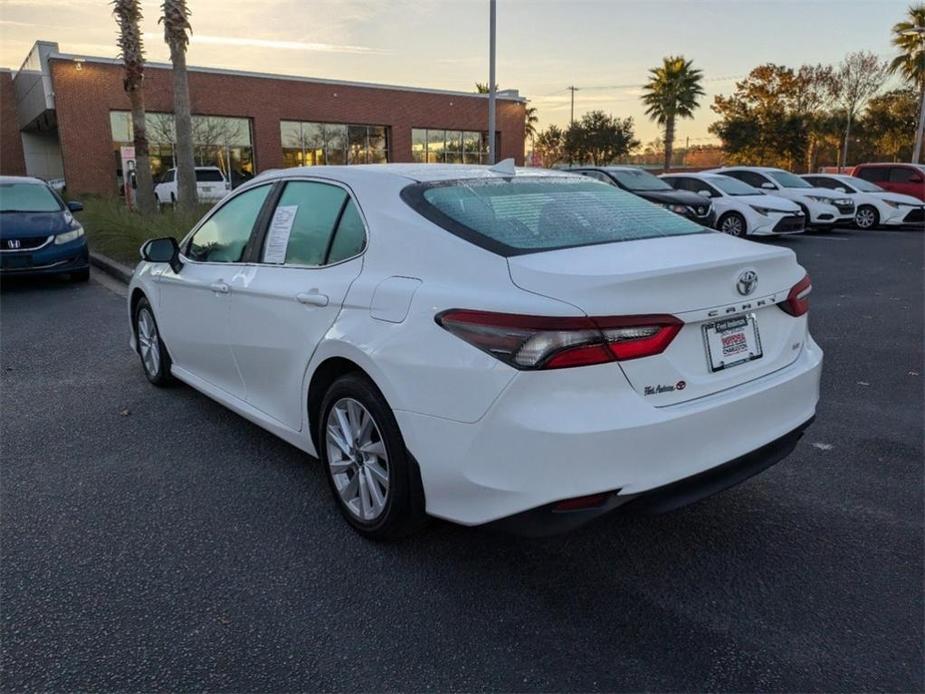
[702,314,763,372]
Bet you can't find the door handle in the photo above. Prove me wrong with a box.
[296,291,329,307]
[209,280,230,294]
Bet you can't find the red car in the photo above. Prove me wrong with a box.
[851,163,925,201]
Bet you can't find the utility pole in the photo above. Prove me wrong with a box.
[488,0,497,165]
[567,85,579,124]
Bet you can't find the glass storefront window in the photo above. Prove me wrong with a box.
[411,128,496,164]
[279,121,389,167]
[109,111,255,190]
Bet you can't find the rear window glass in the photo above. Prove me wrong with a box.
[403,177,706,256]
[196,170,225,182]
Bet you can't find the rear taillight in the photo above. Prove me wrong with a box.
[435,309,682,370]
[779,274,812,317]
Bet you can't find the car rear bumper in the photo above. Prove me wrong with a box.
[397,335,823,527]
[489,415,814,536]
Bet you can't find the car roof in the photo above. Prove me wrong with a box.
[0,175,50,185]
[252,164,574,185]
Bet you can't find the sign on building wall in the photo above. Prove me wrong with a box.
[120,145,136,208]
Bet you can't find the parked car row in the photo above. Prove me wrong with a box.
[569,164,925,237]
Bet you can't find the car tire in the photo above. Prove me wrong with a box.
[318,373,427,540]
[72,268,90,282]
[855,205,879,230]
[133,297,172,386]
[718,212,747,237]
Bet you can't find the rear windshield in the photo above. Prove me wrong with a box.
[607,168,673,191]
[710,176,759,196]
[0,182,62,213]
[196,170,225,182]
[402,177,707,256]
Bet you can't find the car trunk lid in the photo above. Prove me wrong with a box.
[506,233,809,404]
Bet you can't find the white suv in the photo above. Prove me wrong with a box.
[705,167,855,229]
[154,166,230,206]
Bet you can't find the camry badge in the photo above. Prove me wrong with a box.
[736,270,758,296]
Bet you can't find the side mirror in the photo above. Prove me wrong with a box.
[760,182,776,190]
[909,175,924,183]
[66,200,83,212]
[835,187,848,194]
[141,237,183,273]
[697,189,713,198]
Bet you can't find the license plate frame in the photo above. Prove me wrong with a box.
[0,254,32,269]
[702,313,763,372]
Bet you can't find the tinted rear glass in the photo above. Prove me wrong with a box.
[196,170,225,182]
[403,177,706,256]
[606,168,673,191]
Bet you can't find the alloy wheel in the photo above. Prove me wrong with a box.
[855,207,876,229]
[325,397,390,522]
[721,215,745,236]
[137,308,161,377]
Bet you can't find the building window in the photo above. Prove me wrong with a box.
[280,121,389,167]
[411,128,495,164]
[109,111,256,189]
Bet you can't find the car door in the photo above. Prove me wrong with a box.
[226,178,366,431]
[154,183,273,399]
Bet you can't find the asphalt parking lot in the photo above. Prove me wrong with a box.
[1,227,922,692]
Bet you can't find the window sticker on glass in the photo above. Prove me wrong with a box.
[263,205,299,264]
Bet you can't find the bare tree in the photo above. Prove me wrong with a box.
[112,0,156,213]
[160,0,197,210]
[832,51,889,171]
[794,64,837,172]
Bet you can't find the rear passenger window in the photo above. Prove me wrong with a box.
[264,181,348,266]
[856,167,888,182]
[890,167,916,183]
[327,199,366,263]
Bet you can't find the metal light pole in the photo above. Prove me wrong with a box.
[488,0,497,165]
[903,27,925,164]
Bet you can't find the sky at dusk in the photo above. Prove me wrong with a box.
[0,0,909,145]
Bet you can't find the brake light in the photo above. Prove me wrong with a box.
[435,309,682,370]
[779,274,812,317]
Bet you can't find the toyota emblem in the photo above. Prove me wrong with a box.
[736,270,758,296]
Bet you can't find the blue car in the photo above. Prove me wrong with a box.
[0,176,89,281]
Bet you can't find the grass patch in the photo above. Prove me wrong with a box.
[76,197,211,265]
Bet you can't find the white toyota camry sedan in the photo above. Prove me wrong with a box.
[128,163,823,538]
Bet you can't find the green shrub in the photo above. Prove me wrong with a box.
[76,197,211,265]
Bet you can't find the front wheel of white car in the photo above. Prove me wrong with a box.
[718,212,747,237]
[855,205,879,230]
[134,298,172,386]
[319,373,426,540]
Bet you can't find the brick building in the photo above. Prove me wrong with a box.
[4,41,526,196]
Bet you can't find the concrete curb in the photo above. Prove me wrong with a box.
[90,251,134,284]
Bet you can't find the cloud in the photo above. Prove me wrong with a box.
[141,33,392,55]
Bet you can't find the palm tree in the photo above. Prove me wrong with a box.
[112,0,156,213]
[889,4,925,162]
[161,0,197,210]
[641,56,705,171]
[524,104,539,140]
